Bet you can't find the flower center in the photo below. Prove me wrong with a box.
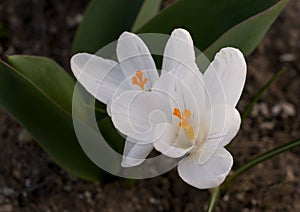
[173,108,195,140]
[132,70,149,90]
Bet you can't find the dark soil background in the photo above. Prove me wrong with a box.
[0,0,299,211]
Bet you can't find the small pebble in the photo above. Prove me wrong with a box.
[279,53,295,62]
[25,179,31,187]
[84,191,91,199]
[63,185,72,191]
[18,129,32,143]
[281,103,296,116]
[236,192,245,201]
[66,14,83,27]
[260,122,275,130]
[272,102,296,117]
[22,191,28,198]
[286,166,295,182]
[272,105,281,116]
[251,199,257,205]
[12,168,21,180]
[149,197,160,205]
[78,193,84,199]
[251,103,270,117]
[2,187,14,196]
[223,194,230,202]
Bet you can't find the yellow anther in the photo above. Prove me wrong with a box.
[173,108,195,140]
[132,70,149,90]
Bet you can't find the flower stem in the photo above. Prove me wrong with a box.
[207,187,220,212]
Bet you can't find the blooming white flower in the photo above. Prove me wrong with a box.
[110,29,247,189]
[70,31,160,167]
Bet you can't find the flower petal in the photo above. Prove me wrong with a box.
[198,104,241,165]
[121,137,153,167]
[71,53,129,104]
[153,123,192,158]
[111,90,172,143]
[153,63,207,132]
[203,47,247,107]
[162,28,198,73]
[117,32,158,89]
[178,147,233,189]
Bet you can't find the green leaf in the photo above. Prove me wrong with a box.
[8,56,74,113]
[242,68,285,121]
[98,117,125,154]
[72,0,145,54]
[222,138,300,192]
[136,0,288,60]
[0,56,104,181]
[204,0,289,60]
[131,0,162,32]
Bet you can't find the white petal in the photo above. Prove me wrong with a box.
[198,105,241,164]
[153,123,193,158]
[121,137,153,167]
[111,90,172,143]
[218,107,241,147]
[203,47,247,107]
[106,99,112,116]
[178,147,233,189]
[162,28,198,73]
[153,63,207,131]
[117,32,158,89]
[71,53,129,104]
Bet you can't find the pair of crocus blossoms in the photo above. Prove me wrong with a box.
[71,28,247,189]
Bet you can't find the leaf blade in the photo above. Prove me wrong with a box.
[0,58,104,181]
[204,0,289,60]
[131,0,162,32]
[7,55,74,114]
[72,0,144,54]
[136,0,288,59]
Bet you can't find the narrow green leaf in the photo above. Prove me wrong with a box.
[208,138,300,210]
[242,68,285,121]
[0,57,104,181]
[7,55,74,113]
[72,0,144,54]
[204,0,289,60]
[131,0,162,32]
[136,0,288,60]
[222,138,300,192]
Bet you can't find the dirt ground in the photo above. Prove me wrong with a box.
[0,0,299,211]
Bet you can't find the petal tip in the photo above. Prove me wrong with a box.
[171,28,193,45]
[121,157,144,167]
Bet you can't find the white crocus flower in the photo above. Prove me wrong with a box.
[111,28,247,189]
[70,31,159,167]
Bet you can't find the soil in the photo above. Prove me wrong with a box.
[0,0,299,211]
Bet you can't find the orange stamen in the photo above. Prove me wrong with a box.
[173,108,195,140]
[173,108,182,119]
[132,70,149,90]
